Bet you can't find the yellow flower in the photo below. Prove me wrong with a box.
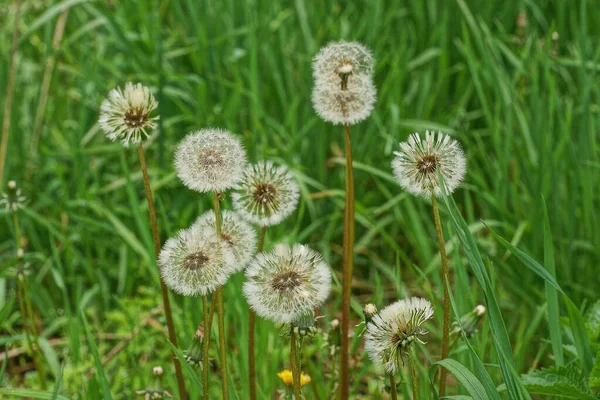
[277,370,312,387]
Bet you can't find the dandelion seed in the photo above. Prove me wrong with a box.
[391,130,466,198]
[192,210,257,273]
[174,128,247,193]
[312,41,377,125]
[243,244,331,324]
[277,369,312,387]
[232,161,300,227]
[158,224,235,296]
[1,180,27,213]
[364,297,434,374]
[99,82,159,147]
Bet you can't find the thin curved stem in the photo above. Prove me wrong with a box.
[290,333,301,399]
[340,122,355,399]
[432,195,450,397]
[138,144,186,399]
[213,192,229,400]
[202,295,210,400]
[409,352,420,400]
[249,226,267,400]
[389,373,397,400]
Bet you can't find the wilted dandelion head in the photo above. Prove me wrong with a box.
[158,224,234,296]
[391,131,466,198]
[364,297,434,374]
[174,128,247,193]
[192,210,257,273]
[312,41,377,125]
[243,244,331,324]
[99,82,159,147]
[1,180,27,213]
[232,161,300,227]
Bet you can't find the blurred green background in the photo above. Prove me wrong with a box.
[1,0,599,398]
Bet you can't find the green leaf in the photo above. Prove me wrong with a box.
[589,347,600,390]
[519,366,596,400]
[0,389,70,400]
[432,359,488,400]
[542,196,564,366]
[81,312,112,400]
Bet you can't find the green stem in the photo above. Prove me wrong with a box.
[249,226,266,400]
[202,295,210,400]
[14,211,46,389]
[138,144,187,399]
[213,192,229,400]
[431,195,450,397]
[389,373,397,400]
[409,353,420,400]
[340,122,355,400]
[290,332,301,399]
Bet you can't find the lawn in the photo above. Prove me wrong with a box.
[1,0,599,399]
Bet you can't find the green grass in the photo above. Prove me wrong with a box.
[1,0,599,398]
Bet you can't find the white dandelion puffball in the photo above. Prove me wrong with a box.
[311,76,377,125]
[99,82,159,146]
[312,41,377,125]
[159,224,235,296]
[243,244,331,324]
[192,210,257,273]
[365,297,434,374]
[174,128,247,193]
[232,161,300,227]
[391,130,466,198]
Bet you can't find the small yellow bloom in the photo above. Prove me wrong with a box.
[277,370,312,387]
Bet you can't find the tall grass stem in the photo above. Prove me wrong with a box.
[431,195,450,396]
[202,295,210,400]
[249,226,266,400]
[290,332,302,398]
[389,373,397,400]
[340,122,355,399]
[138,144,187,399]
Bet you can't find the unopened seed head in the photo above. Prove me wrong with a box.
[391,130,466,198]
[474,305,486,316]
[152,366,163,376]
[7,180,16,190]
[232,161,300,227]
[99,82,159,147]
[175,128,247,193]
[243,244,331,324]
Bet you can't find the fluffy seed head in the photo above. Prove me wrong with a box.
[175,128,247,193]
[192,210,257,273]
[364,297,434,374]
[243,244,331,324]
[391,131,466,198]
[158,224,235,296]
[312,41,377,125]
[232,161,300,227]
[99,82,159,147]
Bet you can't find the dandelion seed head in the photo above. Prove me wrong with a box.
[243,244,331,324]
[312,41,377,125]
[311,76,377,125]
[99,82,159,147]
[1,181,27,213]
[192,210,257,273]
[232,161,300,226]
[158,224,235,296]
[364,297,434,374]
[391,130,466,198]
[175,128,247,193]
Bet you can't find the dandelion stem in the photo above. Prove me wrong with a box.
[389,373,397,400]
[202,295,210,400]
[249,225,266,400]
[340,122,355,400]
[213,192,229,400]
[290,332,302,399]
[138,144,187,399]
[0,0,21,188]
[409,352,420,400]
[431,194,450,397]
